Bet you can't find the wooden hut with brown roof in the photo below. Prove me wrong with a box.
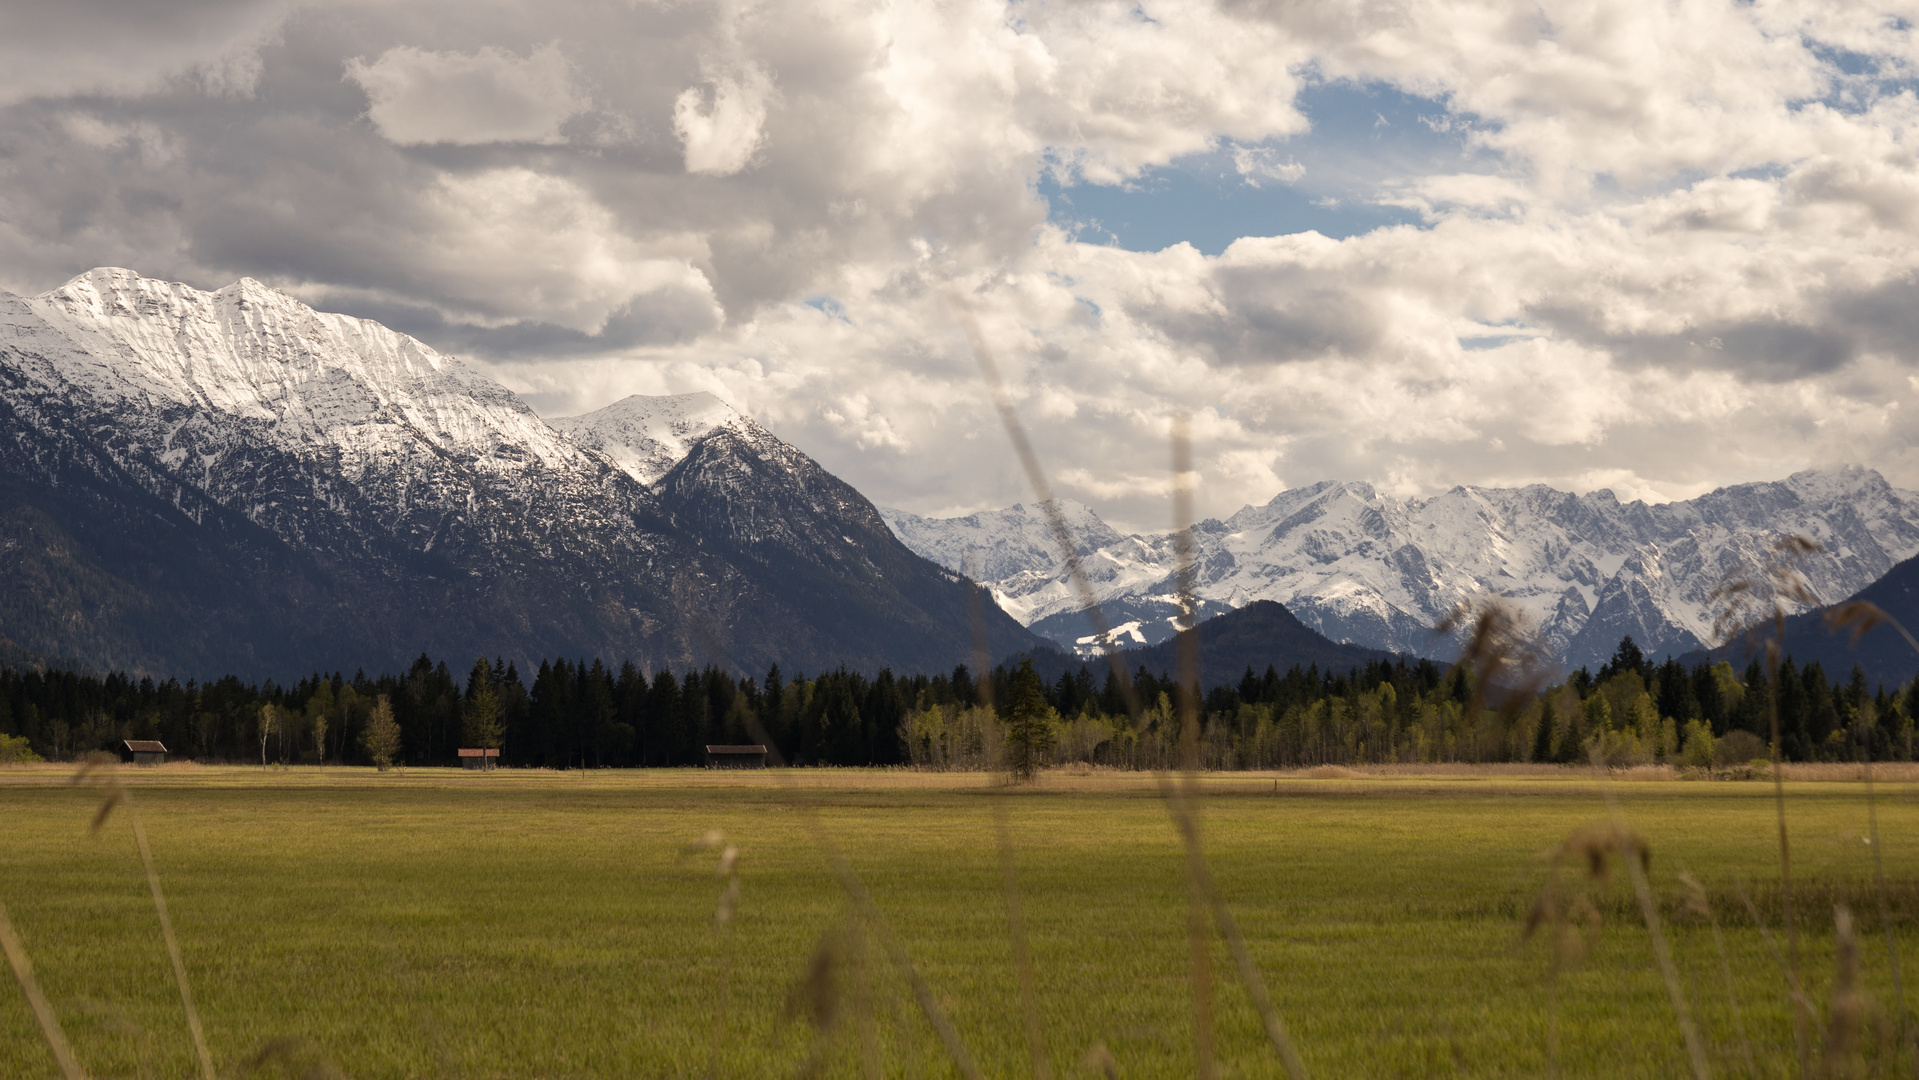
[457,747,500,771]
[123,740,167,766]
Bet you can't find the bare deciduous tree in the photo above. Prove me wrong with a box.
[362,695,402,771]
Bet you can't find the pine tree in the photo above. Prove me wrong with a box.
[1603,636,1648,682]
[1532,696,1556,764]
[528,660,563,767]
[676,671,706,766]
[820,674,863,765]
[647,670,681,766]
[1777,659,1810,760]
[363,695,402,771]
[1005,658,1057,781]
[463,658,504,757]
[583,659,616,767]
[951,665,977,708]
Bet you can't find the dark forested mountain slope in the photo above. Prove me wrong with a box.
[0,269,1037,679]
[1687,553,1919,689]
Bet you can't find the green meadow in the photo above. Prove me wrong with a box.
[2,765,1917,1078]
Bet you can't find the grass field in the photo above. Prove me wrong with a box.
[3,764,1917,1078]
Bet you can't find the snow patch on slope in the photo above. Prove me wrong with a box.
[549,391,741,486]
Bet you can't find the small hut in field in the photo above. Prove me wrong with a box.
[123,740,167,766]
[458,748,500,771]
[704,744,768,769]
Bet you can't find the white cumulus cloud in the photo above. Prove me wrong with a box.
[1231,144,1304,187]
[673,68,775,176]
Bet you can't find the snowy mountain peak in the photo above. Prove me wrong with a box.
[550,391,747,486]
[15,267,582,474]
[879,499,1136,622]
[1781,464,1886,503]
[880,499,1126,576]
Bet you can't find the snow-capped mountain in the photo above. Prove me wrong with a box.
[0,268,1035,678]
[878,500,1235,651]
[552,392,741,486]
[879,500,1128,621]
[884,470,1919,669]
[9,268,640,563]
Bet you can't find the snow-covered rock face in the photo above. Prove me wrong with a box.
[0,267,669,614]
[551,391,742,486]
[886,469,1919,669]
[26,267,588,480]
[878,500,1128,621]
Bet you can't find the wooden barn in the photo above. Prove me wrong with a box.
[457,748,500,771]
[704,744,768,769]
[123,739,167,766]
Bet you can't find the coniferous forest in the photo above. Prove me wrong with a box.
[1,637,1914,769]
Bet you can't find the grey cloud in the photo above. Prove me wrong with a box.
[1528,304,1860,382]
[0,0,295,105]
[346,43,584,147]
[1788,158,1919,232]
[316,290,725,362]
[1140,261,1387,365]
[1834,276,1919,357]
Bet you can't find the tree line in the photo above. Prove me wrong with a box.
[0,637,1913,769]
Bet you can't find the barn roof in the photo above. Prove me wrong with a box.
[124,740,167,753]
[456,747,500,757]
[704,745,767,754]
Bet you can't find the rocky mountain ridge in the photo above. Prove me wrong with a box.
[551,391,742,487]
[883,469,1919,670]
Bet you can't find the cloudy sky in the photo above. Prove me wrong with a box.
[3,0,1918,528]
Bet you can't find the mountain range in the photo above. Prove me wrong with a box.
[0,268,1037,680]
[882,470,1919,672]
[6,267,1915,690]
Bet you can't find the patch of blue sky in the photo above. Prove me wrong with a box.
[1041,80,1503,256]
[803,296,849,321]
[1729,162,1792,182]
[1459,320,1541,351]
[1459,334,1530,351]
[1798,40,1919,115]
[1813,41,1881,76]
